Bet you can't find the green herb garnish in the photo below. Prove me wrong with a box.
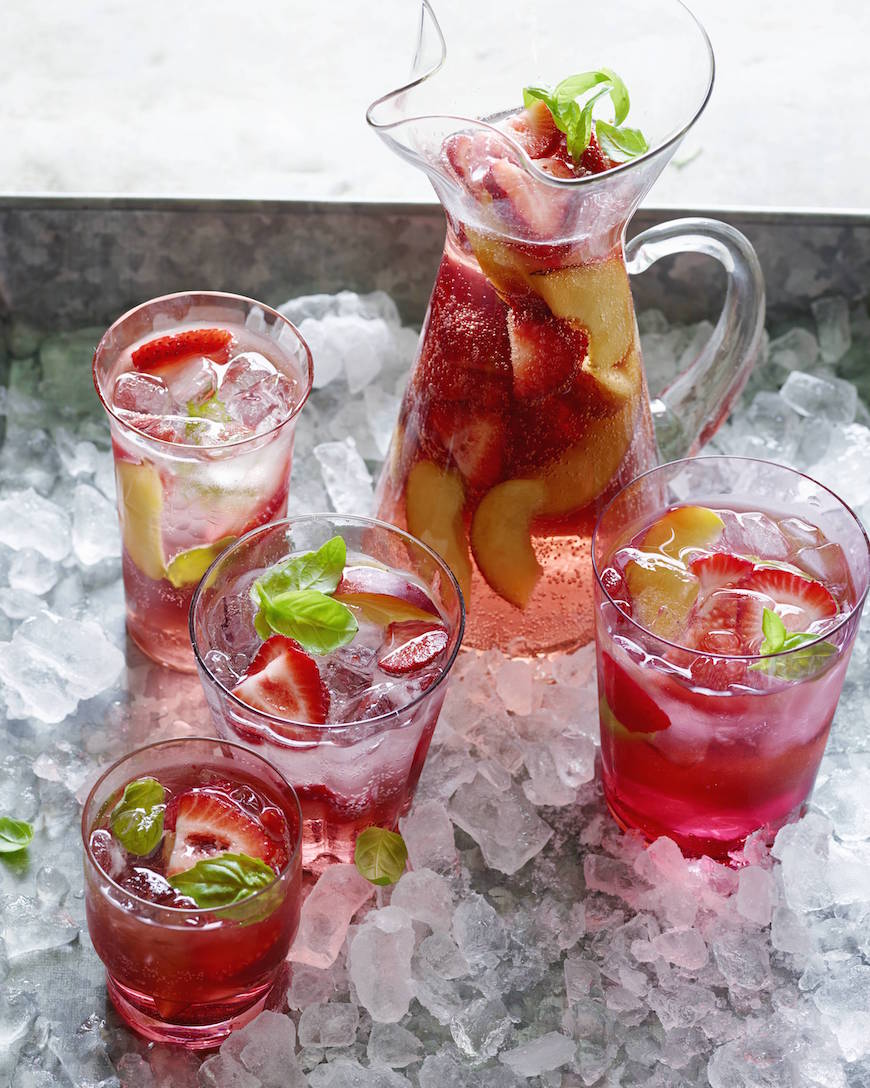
[251,535,358,654]
[0,817,33,854]
[750,607,836,679]
[523,68,648,165]
[110,777,166,856]
[354,827,408,886]
[168,852,276,908]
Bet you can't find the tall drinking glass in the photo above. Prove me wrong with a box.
[93,291,313,671]
[592,456,869,859]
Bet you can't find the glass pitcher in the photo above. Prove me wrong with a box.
[367,0,765,657]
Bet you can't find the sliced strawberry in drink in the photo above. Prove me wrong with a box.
[378,621,449,676]
[443,131,517,198]
[484,158,566,237]
[507,311,588,400]
[687,587,769,653]
[600,652,670,734]
[231,636,330,724]
[741,567,838,633]
[578,132,614,176]
[429,405,505,489]
[163,786,286,877]
[131,328,234,373]
[503,99,560,158]
[688,553,755,597]
[536,155,576,180]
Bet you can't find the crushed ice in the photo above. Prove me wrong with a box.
[0,290,869,1085]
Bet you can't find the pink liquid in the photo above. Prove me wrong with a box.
[596,505,855,858]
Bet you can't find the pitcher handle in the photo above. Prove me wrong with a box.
[625,217,765,460]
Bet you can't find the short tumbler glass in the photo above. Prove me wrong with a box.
[93,291,313,672]
[592,456,870,859]
[82,737,303,1049]
[190,514,465,871]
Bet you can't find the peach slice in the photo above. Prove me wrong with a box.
[405,460,473,603]
[534,391,639,518]
[334,565,440,626]
[470,479,547,608]
[625,552,700,641]
[529,259,635,381]
[640,506,725,560]
[116,460,166,581]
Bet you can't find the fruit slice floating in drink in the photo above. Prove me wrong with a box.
[376,69,659,654]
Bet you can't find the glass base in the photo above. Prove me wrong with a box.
[127,618,196,674]
[106,973,276,1049]
[603,784,804,864]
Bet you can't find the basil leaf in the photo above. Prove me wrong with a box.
[354,827,408,886]
[258,588,358,655]
[597,67,630,125]
[110,777,166,857]
[595,121,649,163]
[254,536,347,601]
[0,817,33,854]
[168,852,276,908]
[760,607,787,655]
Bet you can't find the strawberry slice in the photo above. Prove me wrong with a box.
[132,328,233,373]
[578,132,615,176]
[503,99,560,159]
[163,787,285,877]
[688,553,755,598]
[232,636,330,724]
[483,158,566,236]
[687,587,769,654]
[507,311,588,400]
[740,567,838,633]
[600,652,670,734]
[429,406,505,489]
[536,155,576,179]
[378,621,449,676]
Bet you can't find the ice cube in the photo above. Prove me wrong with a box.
[813,762,870,840]
[711,928,770,991]
[289,863,374,969]
[735,866,775,926]
[494,658,537,715]
[812,295,852,363]
[164,356,218,408]
[0,588,44,621]
[0,489,71,561]
[499,1033,576,1076]
[1,895,78,959]
[390,869,453,932]
[772,813,835,913]
[112,371,173,415]
[307,1059,413,1087]
[522,743,577,807]
[452,893,507,968]
[298,1002,360,1048]
[449,776,552,875]
[770,905,813,955]
[649,927,708,970]
[366,1023,423,1069]
[811,423,870,508]
[35,867,69,908]
[450,995,513,1062]
[347,906,415,1022]
[71,483,120,565]
[363,385,400,457]
[287,963,338,1010]
[54,428,101,479]
[8,549,59,595]
[0,610,125,724]
[812,962,870,1061]
[767,326,820,371]
[314,438,374,515]
[780,370,857,423]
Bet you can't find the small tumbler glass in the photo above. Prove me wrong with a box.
[93,291,313,672]
[592,456,870,859]
[190,514,465,870]
[82,737,303,1048]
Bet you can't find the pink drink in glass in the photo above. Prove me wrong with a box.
[190,515,465,871]
[93,293,313,672]
[592,457,870,859]
[82,738,302,1048]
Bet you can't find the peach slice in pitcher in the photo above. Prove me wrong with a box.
[470,479,547,608]
[405,460,473,603]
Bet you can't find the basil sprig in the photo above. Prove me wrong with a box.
[751,607,836,679]
[110,777,166,856]
[354,827,408,886]
[523,68,648,165]
[251,535,358,654]
[168,852,277,908]
[0,817,33,854]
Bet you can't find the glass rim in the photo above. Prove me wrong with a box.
[189,512,467,732]
[591,454,870,662]
[81,735,303,918]
[366,0,715,191]
[92,290,314,452]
